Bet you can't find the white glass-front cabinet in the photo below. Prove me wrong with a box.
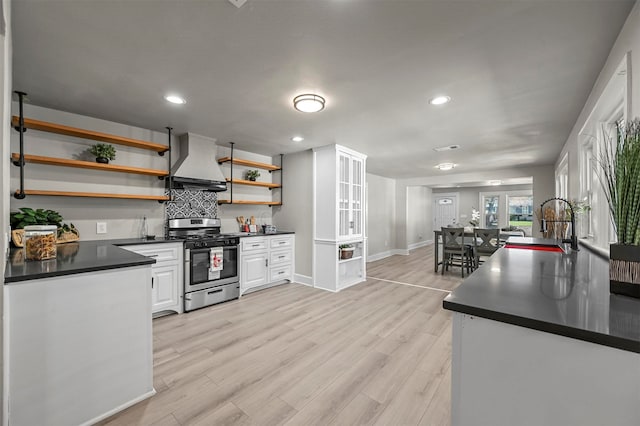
[314,144,367,292]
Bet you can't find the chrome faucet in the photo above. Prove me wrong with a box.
[540,197,579,251]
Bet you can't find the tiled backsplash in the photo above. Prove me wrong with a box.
[165,189,218,219]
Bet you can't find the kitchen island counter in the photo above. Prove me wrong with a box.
[443,239,640,353]
[444,238,640,426]
[5,239,157,283]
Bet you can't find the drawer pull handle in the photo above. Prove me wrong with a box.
[252,244,260,247]
[278,255,285,259]
[208,289,223,295]
[148,254,159,257]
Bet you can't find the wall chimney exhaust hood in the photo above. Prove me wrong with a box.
[171,133,227,192]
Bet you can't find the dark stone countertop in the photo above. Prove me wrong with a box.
[226,231,295,237]
[3,239,170,283]
[443,238,640,353]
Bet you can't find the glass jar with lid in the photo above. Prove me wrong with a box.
[24,225,58,261]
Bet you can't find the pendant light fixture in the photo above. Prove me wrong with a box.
[293,94,325,113]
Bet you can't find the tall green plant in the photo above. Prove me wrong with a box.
[596,119,640,245]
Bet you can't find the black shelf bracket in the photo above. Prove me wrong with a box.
[229,141,235,204]
[159,126,173,203]
[13,91,27,199]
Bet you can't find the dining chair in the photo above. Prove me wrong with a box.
[473,228,501,269]
[441,227,474,278]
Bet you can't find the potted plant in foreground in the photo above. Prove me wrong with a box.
[89,143,116,164]
[339,244,355,260]
[596,118,640,298]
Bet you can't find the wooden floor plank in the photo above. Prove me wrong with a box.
[102,243,459,426]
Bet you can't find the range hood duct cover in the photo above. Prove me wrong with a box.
[172,133,227,192]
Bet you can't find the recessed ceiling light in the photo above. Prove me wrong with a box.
[435,162,456,171]
[164,95,186,105]
[291,136,304,142]
[293,94,325,113]
[429,95,451,105]
[489,180,502,186]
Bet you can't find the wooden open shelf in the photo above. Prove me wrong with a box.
[225,178,281,189]
[11,153,169,177]
[217,157,281,171]
[15,189,169,201]
[218,200,282,206]
[12,116,169,153]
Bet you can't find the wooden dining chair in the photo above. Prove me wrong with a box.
[473,228,501,269]
[441,227,474,278]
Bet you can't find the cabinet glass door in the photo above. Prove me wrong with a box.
[351,157,363,237]
[338,153,351,237]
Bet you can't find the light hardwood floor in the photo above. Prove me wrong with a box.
[101,244,464,426]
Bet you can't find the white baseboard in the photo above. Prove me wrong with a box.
[293,273,313,286]
[367,250,393,262]
[408,239,433,250]
[82,389,156,426]
[392,248,410,256]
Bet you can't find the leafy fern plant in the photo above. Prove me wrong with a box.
[596,119,640,245]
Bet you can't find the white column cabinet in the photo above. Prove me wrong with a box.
[123,242,183,315]
[314,144,367,292]
[240,234,295,295]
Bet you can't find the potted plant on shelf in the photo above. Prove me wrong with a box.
[89,143,116,164]
[246,169,260,181]
[596,118,640,298]
[339,244,355,260]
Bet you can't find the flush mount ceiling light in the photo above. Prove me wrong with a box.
[291,136,304,142]
[293,94,325,113]
[435,162,456,171]
[429,95,451,105]
[489,180,502,186]
[164,95,186,105]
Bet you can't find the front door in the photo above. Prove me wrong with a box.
[433,194,458,231]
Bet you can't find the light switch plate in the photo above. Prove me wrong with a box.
[96,222,107,234]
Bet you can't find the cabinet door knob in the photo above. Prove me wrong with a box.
[151,277,154,288]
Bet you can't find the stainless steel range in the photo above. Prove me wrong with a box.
[168,218,239,312]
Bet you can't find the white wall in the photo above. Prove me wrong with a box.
[366,173,396,260]
[397,165,554,244]
[216,145,275,233]
[272,149,313,278]
[556,2,640,248]
[432,184,533,228]
[407,186,431,248]
[7,105,275,239]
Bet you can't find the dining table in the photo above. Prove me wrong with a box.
[433,229,511,272]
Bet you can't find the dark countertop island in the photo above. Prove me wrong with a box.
[4,237,187,284]
[443,238,640,353]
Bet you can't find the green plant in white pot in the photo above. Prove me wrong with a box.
[596,118,640,298]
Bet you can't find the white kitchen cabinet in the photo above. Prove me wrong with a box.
[242,251,269,290]
[123,242,183,315]
[240,234,295,295]
[313,144,367,292]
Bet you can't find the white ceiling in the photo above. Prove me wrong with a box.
[12,0,634,178]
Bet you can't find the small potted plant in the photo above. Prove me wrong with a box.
[596,118,640,298]
[339,243,355,260]
[246,169,260,181]
[89,143,116,164]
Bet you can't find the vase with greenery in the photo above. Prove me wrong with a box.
[10,207,63,229]
[246,169,260,181]
[596,118,640,298]
[89,143,116,164]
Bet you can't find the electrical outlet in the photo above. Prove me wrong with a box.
[96,222,107,234]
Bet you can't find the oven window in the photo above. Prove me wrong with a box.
[191,251,210,284]
[190,246,239,285]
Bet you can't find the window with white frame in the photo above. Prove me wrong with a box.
[556,153,569,199]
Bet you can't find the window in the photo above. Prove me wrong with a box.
[507,195,533,236]
[556,153,569,199]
